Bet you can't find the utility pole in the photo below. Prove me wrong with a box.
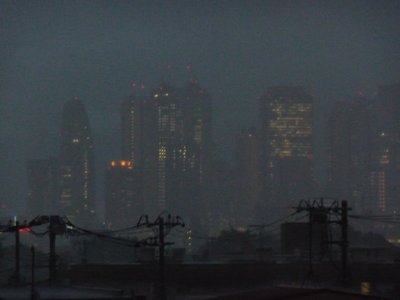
[308,208,314,278]
[137,214,185,300]
[341,200,348,285]
[158,217,165,300]
[295,198,351,286]
[31,246,35,300]
[48,215,66,286]
[15,220,20,285]
[49,224,56,286]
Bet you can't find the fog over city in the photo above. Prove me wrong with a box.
[1,1,399,214]
[1,1,400,299]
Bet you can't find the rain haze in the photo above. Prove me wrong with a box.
[1,1,399,214]
[2,1,400,299]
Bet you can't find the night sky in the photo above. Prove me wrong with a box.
[1,0,399,217]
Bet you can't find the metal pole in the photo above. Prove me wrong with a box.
[15,220,20,285]
[308,210,313,277]
[341,200,348,285]
[159,217,166,300]
[49,228,56,286]
[31,246,35,299]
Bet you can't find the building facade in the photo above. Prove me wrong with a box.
[369,84,400,215]
[150,81,212,227]
[326,96,372,213]
[26,158,59,219]
[119,82,213,227]
[259,86,314,217]
[59,97,96,225]
[235,127,262,224]
[105,160,142,229]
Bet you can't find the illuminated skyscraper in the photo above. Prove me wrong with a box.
[369,84,400,215]
[150,81,212,226]
[59,97,95,224]
[259,86,313,215]
[105,160,142,229]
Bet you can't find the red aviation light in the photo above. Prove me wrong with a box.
[19,227,32,233]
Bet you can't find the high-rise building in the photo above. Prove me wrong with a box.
[26,158,59,219]
[180,81,213,228]
[59,97,95,225]
[235,127,262,224]
[369,84,400,215]
[105,160,142,229]
[326,96,372,213]
[259,86,314,216]
[151,84,182,212]
[119,81,212,227]
[120,93,158,217]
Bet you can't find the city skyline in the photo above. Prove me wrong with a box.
[1,1,400,219]
[18,81,400,230]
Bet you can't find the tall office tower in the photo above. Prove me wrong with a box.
[151,81,212,227]
[59,97,95,225]
[105,160,142,229]
[235,127,262,224]
[121,95,140,164]
[180,81,213,228]
[326,96,372,213]
[369,84,400,215]
[259,86,313,217]
[26,158,59,219]
[120,94,158,216]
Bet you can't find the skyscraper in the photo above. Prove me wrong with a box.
[179,81,213,228]
[235,127,262,224]
[26,158,59,219]
[326,96,372,213]
[369,84,400,215]
[59,97,95,225]
[105,160,142,229]
[259,86,314,216]
[119,81,213,227]
[120,93,158,217]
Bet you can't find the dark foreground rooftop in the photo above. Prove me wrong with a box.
[203,286,389,300]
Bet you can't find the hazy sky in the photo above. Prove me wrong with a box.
[1,0,399,216]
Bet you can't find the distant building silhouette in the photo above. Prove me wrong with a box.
[105,160,142,229]
[326,95,372,213]
[121,93,158,217]
[59,97,96,225]
[235,127,262,224]
[26,158,59,219]
[259,86,314,217]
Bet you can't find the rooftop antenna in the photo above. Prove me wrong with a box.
[186,64,198,84]
[130,81,146,96]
